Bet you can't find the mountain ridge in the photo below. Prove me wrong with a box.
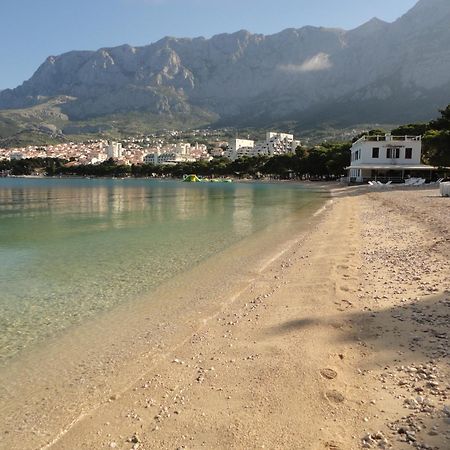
[1,0,450,136]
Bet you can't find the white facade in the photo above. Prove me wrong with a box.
[89,153,108,164]
[158,152,195,164]
[348,134,434,182]
[224,133,300,160]
[144,152,195,165]
[235,146,258,159]
[225,139,255,160]
[107,142,123,159]
[351,134,421,166]
[253,141,271,156]
[10,152,24,160]
[144,152,159,165]
[265,132,300,156]
[174,142,191,155]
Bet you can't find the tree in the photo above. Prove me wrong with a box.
[323,143,351,177]
[422,129,450,167]
[261,155,293,177]
[390,123,429,136]
[422,106,450,167]
[430,105,450,130]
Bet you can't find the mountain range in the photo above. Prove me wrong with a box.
[1,0,450,142]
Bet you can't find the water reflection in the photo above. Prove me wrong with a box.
[0,178,318,362]
[232,187,254,236]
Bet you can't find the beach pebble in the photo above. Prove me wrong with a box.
[127,433,140,443]
[319,368,337,380]
[361,431,389,449]
[404,398,420,409]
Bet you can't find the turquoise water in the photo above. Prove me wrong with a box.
[0,178,320,362]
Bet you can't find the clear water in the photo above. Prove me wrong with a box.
[0,178,320,363]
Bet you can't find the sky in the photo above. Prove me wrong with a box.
[1,0,419,90]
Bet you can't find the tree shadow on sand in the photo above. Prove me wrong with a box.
[266,292,449,370]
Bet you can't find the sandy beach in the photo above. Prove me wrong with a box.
[1,185,449,450]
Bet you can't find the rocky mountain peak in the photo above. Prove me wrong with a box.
[0,0,449,129]
[355,17,388,31]
[395,0,450,27]
[348,17,389,39]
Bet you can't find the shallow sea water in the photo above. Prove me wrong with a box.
[0,178,321,363]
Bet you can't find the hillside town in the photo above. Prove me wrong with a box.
[0,130,301,167]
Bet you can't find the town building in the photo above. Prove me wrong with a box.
[224,139,255,160]
[347,134,439,183]
[143,151,196,165]
[158,152,196,165]
[210,147,225,158]
[224,133,301,160]
[264,132,301,156]
[106,142,123,159]
[143,152,159,165]
[10,151,24,160]
[174,142,191,155]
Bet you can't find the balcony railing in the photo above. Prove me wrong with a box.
[354,135,421,144]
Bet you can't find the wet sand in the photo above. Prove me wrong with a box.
[2,186,449,449]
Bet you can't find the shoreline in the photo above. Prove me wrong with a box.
[1,174,334,184]
[1,187,448,449]
[0,187,327,450]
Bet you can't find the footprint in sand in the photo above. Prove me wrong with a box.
[325,442,342,450]
[320,368,337,380]
[326,390,345,403]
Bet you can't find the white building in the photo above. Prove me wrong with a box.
[265,132,300,156]
[224,139,255,160]
[225,133,301,160]
[347,134,437,182]
[107,142,123,159]
[158,152,195,164]
[251,141,269,156]
[89,153,108,165]
[10,152,24,160]
[235,146,258,159]
[174,142,191,155]
[144,151,195,165]
[144,152,159,165]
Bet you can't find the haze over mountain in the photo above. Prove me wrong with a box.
[1,0,449,137]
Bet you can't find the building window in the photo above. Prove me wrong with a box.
[405,148,412,159]
[372,147,379,158]
[387,148,400,159]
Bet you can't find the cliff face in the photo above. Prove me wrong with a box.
[1,0,450,127]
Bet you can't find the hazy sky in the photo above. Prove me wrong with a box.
[1,0,418,90]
